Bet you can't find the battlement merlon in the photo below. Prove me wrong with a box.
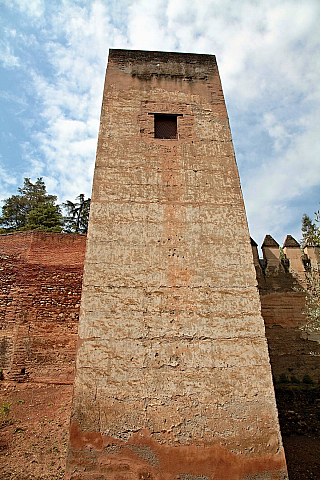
[251,234,319,275]
[261,234,280,267]
[304,242,320,269]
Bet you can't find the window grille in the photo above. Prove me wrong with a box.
[154,114,178,139]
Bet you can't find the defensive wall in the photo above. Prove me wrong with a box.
[0,230,319,386]
[254,233,320,382]
[0,230,319,479]
[0,231,86,479]
[0,231,85,383]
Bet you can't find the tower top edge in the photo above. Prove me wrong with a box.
[108,49,217,64]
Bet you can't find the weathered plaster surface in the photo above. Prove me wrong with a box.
[67,50,288,479]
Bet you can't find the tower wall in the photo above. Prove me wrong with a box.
[67,50,287,479]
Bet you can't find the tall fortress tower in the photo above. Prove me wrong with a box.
[67,50,288,479]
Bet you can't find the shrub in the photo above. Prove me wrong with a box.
[279,374,290,384]
[302,374,314,385]
[290,375,300,384]
[0,401,11,416]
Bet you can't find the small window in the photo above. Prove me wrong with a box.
[154,114,178,139]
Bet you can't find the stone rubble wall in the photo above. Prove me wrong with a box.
[0,230,319,479]
[0,231,86,383]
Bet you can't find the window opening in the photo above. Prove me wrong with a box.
[154,114,178,139]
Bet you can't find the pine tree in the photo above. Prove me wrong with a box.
[0,178,63,233]
[25,203,63,233]
[63,194,91,234]
[301,213,320,246]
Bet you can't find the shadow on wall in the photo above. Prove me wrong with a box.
[251,234,320,383]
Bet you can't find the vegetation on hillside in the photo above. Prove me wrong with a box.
[0,178,90,234]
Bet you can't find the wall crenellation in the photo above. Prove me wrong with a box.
[1,232,318,385]
[251,234,320,384]
[252,234,320,280]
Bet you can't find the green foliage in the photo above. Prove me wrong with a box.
[302,374,314,385]
[0,178,62,233]
[290,375,300,384]
[0,178,90,234]
[63,194,91,233]
[279,246,286,260]
[279,373,290,384]
[0,194,28,230]
[23,203,63,232]
[0,401,11,416]
[301,205,320,333]
[302,267,320,333]
[301,210,320,247]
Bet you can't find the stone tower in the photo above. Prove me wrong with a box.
[67,50,288,479]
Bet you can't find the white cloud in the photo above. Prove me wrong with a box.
[0,0,319,246]
[11,1,129,201]
[243,104,320,243]
[262,113,291,152]
[5,0,45,19]
[0,38,20,68]
[125,0,320,245]
[0,158,18,203]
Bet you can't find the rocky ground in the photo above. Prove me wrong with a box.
[0,381,319,479]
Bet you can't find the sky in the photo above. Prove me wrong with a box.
[0,0,319,248]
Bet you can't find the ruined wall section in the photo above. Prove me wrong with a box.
[0,231,85,382]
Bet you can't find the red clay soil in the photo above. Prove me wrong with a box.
[0,381,73,480]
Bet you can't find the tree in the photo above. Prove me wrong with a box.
[0,194,29,231]
[301,213,320,246]
[63,194,91,234]
[0,178,63,233]
[24,203,63,233]
[303,267,320,332]
[301,205,320,332]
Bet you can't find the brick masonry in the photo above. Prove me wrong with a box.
[0,231,86,383]
[0,230,319,478]
[66,50,288,479]
[1,232,318,387]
